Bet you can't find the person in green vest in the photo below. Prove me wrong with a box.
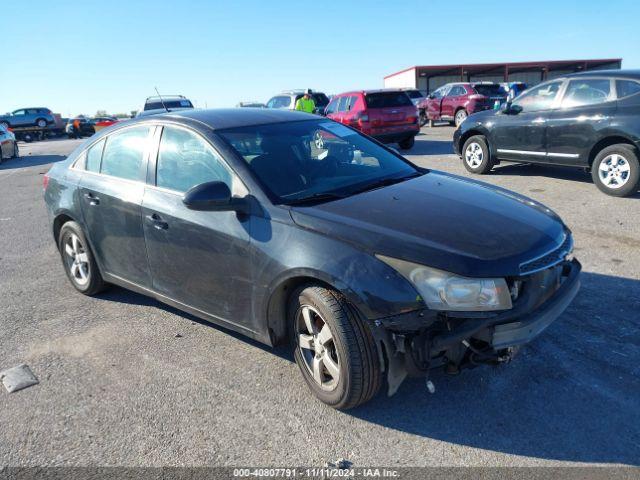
[295,89,316,113]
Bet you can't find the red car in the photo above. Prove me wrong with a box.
[419,82,507,127]
[325,90,419,150]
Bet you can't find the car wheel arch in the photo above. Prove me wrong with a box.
[588,135,638,168]
[459,128,490,154]
[265,271,367,346]
[53,212,78,243]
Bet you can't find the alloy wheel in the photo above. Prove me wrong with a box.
[64,233,90,286]
[37,119,47,128]
[455,110,467,127]
[465,142,484,168]
[296,305,340,391]
[598,154,631,189]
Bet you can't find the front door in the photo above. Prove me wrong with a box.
[545,77,616,166]
[426,85,449,120]
[79,126,154,287]
[492,80,564,163]
[141,125,253,328]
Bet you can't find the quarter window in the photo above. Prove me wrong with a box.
[561,79,611,108]
[156,126,231,193]
[100,127,150,181]
[616,80,640,99]
[512,81,562,112]
[85,139,105,173]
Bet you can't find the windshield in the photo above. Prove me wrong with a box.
[217,119,419,203]
[472,84,505,97]
[365,92,413,108]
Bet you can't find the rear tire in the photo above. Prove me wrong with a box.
[591,144,640,197]
[289,285,382,410]
[11,142,19,158]
[58,221,108,296]
[398,136,415,150]
[419,111,427,127]
[455,109,468,127]
[36,118,47,128]
[462,135,493,174]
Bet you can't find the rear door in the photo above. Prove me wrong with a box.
[78,125,154,287]
[492,80,564,163]
[545,78,616,166]
[141,124,253,327]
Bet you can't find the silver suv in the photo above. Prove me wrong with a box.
[0,108,55,129]
[266,90,330,114]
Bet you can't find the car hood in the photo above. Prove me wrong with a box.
[289,171,567,277]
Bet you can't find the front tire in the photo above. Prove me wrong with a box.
[591,144,640,197]
[289,285,382,410]
[419,110,427,127]
[11,142,19,158]
[398,136,415,150]
[58,221,107,295]
[462,135,493,174]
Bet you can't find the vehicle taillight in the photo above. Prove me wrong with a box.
[357,111,369,123]
[43,174,50,190]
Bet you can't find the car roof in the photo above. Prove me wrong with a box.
[334,89,410,96]
[137,108,317,130]
[563,69,640,80]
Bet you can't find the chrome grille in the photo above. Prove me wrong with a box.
[519,234,573,275]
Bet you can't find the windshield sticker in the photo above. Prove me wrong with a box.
[320,122,357,137]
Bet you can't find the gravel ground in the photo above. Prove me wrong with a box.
[0,130,638,468]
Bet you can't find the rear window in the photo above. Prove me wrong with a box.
[404,90,423,99]
[472,84,505,97]
[365,92,412,108]
[144,99,193,110]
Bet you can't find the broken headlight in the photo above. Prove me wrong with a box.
[376,255,513,312]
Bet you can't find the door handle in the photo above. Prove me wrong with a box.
[145,213,169,230]
[83,192,100,205]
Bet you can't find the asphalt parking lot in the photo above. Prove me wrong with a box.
[0,128,638,468]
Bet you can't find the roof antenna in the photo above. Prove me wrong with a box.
[154,86,169,113]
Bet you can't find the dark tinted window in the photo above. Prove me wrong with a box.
[86,139,105,173]
[616,80,640,98]
[312,93,329,108]
[561,79,611,108]
[404,90,423,99]
[156,126,231,193]
[365,92,412,108]
[100,127,150,181]
[144,99,193,110]
[473,84,504,97]
[218,119,417,202]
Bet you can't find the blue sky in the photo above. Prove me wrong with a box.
[3,0,639,116]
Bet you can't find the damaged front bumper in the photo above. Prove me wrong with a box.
[371,259,581,395]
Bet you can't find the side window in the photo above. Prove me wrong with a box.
[156,126,232,193]
[561,79,611,108]
[448,86,465,97]
[325,98,339,114]
[12,110,25,116]
[85,139,105,173]
[100,126,150,181]
[616,80,640,99]
[512,81,562,112]
[348,96,359,111]
[337,96,350,112]
[431,86,447,99]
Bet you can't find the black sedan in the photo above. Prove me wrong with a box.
[44,109,580,409]
[454,70,640,197]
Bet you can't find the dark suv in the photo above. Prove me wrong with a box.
[421,82,506,127]
[453,70,640,197]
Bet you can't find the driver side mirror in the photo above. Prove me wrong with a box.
[428,94,435,99]
[182,181,247,212]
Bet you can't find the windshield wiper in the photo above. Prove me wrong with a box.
[348,172,422,195]
[286,192,347,206]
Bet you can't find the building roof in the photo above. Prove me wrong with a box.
[384,58,623,79]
